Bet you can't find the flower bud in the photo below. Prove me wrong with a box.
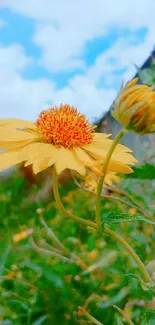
[111,78,155,134]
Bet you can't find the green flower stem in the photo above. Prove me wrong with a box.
[78,307,104,325]
[95,128,126,227]
[104,228,152,283]
[40,216,83,263]
[53,153,152,284]
[40,215,67,251]
[53,167,98,230]
[30,236,72,262]
[113,305,135,325]
[83,188,153,281]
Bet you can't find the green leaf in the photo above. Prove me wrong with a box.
[32,315,48,325]
[43,270,64,289]
[0,243,11,278]
[140,311,155,325]
[102,212,155,225]
[138,68,155,86]
[125,164,155,180]
[99,287,129,308]
[8,299,30,312]
[126,274,155,294]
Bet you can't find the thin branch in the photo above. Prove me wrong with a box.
[40,216,66,251]
[104,185,127,196]
[72,173,154,222]
[78,307,104,325]
[109,186,154,221]
[40,216,83,263]
[53,167,97,229]
[2,269,48,300]
[113,305,135,325]
[103,195,137,209]
[30,236,72,263]
[71,171,82,188]
[123,192,154,221]
[83,294,102,310]
[71,174,139,210]
[39,239,65,255]
[82,251,117,275]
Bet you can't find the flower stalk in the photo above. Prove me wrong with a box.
[53,166,98,230]
[53,164,153,283]
[95,128,126,227]
[94,128,153,284]
[78,307,104,325]
[104,228,152,283]
[113,305,135,325]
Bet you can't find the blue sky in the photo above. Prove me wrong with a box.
[0,0,154,122]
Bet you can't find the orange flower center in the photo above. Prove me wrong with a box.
[36,104,95,148]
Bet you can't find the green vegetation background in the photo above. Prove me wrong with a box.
[0,164,155,325]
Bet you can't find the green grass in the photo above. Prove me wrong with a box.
[0,170,155,325]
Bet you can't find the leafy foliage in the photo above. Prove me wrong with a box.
[138,67,155,86]
[0,169,155,324]
[137,59,155,86]
[116,317,124,325]
[102,212,155,225]
[125,164,155,180]
[140,311,155,325]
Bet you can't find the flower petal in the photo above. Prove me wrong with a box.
[108,160,133,174]
[21,142,57,161]
[0,139,36,150]
[54,147,86,176]
[93,133,111,141]
[32,157,55,174]
[73,147,95,167]
[83,144,137,174]
[0,127,40,142]
[23,144,57,173]
[92,133,133,153]
[125,78,139,89]
[0,150,24,172]
[101,157,134,174]
[21,143,86,175]
[0,127,41,150]
[0,118,36,129]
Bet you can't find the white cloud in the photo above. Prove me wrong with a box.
[0,41,117,123]
[0,44,55,120]
[34,23,86,72]
[51,75,117,121]
[87,32,155,87]
[0,43,32,74]
[1,0,155,72]
[0,0,155,121]
[0,42,117,122]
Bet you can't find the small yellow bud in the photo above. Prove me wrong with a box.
[13,229,33,242]
[84,172,120,191]
[87,250,97,260]
[112,78,155,134]
[128,207,138,214]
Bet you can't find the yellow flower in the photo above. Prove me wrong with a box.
[103,172,120,186]
[128,207,138,214]
[13,229,33,242]
[84,171,120,192]
[0,104,136,176]
[112,78,155,134]
[84,172,99,192]
[87,250,97,261]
